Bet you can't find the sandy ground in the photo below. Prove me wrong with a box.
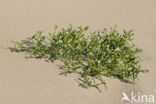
[0,0,156,104]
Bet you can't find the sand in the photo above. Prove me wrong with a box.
[0,0,156,104]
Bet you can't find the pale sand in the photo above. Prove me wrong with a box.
[0,0,156,104]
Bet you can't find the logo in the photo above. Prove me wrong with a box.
[121,92,154,103]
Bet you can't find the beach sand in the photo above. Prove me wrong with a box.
[0,0,156,104]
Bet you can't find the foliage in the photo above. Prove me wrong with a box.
[11,25,148,88]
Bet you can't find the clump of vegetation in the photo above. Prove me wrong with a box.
[11,25,148,88]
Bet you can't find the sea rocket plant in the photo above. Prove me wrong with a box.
[11,25,148,88]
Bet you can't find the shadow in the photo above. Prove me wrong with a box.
[76,78,102,93]
[117,78,134,84]
[8,47,57,63]
[105,72,135,84]
[8,47,21,53]
[77,78,89,89]
[57,64,74,77]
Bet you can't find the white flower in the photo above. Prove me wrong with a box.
[98,60,100,64]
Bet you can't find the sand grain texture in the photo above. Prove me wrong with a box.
[0,0,156,104]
